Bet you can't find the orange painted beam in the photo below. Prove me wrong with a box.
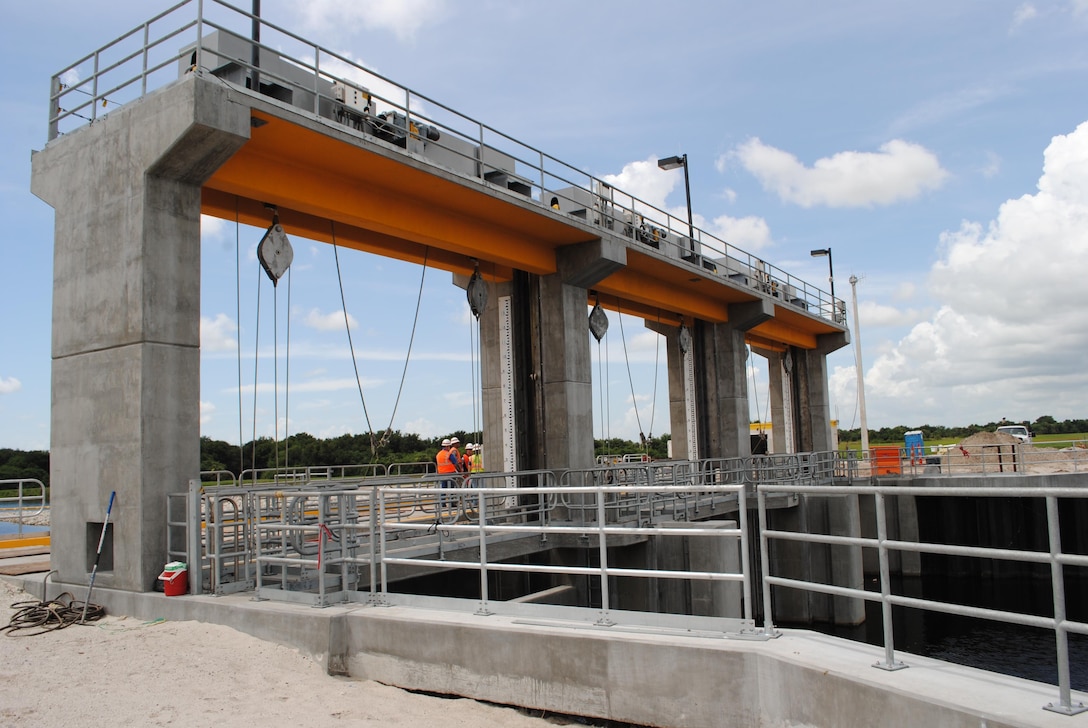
[748,317,818,350]
[199,111,844,352]
[595,268,731,323]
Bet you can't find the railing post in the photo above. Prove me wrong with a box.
[368,485,378,600]
[187,478,203,596]
[91,50,100,124]
[757,485,778,636]
[595,484,613,626]
[476,484,491,615]
[737,484,753,621]
[48,75,61,141]
[1043,495,1087,715]
[872,491,906,671]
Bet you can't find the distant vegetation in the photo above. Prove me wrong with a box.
[0,432,668,490]
[4,418,1084,491]
[837,415,1088,446]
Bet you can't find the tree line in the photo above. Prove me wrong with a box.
[837,415,1088,444]
[0,432,669,489]
[5,416,1083,488]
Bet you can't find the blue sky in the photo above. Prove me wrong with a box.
[2,0,1088,451]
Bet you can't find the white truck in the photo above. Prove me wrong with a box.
[996,425,1032,444]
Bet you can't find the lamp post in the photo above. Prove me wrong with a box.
[658,154,696,257]
[810,247,835,308]
[849,274,869,455]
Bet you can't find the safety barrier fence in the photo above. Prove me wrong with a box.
[757,481,1088,716]
[46,0,841,323]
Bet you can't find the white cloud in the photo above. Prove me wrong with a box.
[0,376,22,394]
[200,400,215,426]
[1011,3,1038,30]
[734,138,948,208]
[200,214,228,241]
[708,214,773,251]
[293,0,448,43]
[305,308,357,331]
[843,120,1088,424]
[601,158,678,213]
[857,301,926,328]
[602,156,775,253]
[200,314,237,352]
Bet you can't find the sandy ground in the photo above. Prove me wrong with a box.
[0,578,581,728]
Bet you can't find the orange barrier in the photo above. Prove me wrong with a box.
[871,446,902,475]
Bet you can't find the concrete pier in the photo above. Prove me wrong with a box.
[31,76,249,592]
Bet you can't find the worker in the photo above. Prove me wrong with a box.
[464,442,475,480]
[469,444,484,473]
[435,438,460,513]
[449,436,464,472]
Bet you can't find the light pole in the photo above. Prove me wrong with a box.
[850,274,869,454]
[658,154,696,258]
[810,247,834,303]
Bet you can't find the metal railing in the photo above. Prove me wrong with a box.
[171,453,1088,714]
[0,479,50,526]
[45,0,843,323]
[757,480,1088,716]
[849,439,1088,477]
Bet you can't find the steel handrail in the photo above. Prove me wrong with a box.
[45,0,841,320]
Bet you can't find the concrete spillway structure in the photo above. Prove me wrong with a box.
[32,48,847,598]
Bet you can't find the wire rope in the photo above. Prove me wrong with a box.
[284,267,292,468]
[380,249,429,449]
[469,310,480,443]
[616,307,646,448]
[331,225,376,452]
[330,224,430,456]
[648,323,660,441]
[273,276,279,473]
[596,337,606,461]
[234,200,244,475]
[250,263,262,482]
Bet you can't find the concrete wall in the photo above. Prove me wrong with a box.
[24,581,1057,728]
[31,75,249,591]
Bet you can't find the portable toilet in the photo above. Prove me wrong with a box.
[904,430,925,465]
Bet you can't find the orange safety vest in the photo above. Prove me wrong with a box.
[450,447,463,471]
[436,448,457,474]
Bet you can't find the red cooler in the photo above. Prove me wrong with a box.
[158,561,188,596]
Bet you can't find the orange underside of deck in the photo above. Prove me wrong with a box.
[201,111,839,351]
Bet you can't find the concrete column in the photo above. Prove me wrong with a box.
[694,301,773,460]
[31,76,250,592]
[790,332,847,452]
[752,347,787,454]
[644,321,688,459]
[477,239,624,473]
[647,299,771,461]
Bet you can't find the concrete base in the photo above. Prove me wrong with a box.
[11,575,1080,728]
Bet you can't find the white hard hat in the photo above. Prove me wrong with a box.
[466,442,475,449]
[450,437,460,444]
[441,438,451,447]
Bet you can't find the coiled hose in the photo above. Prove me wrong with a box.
[2,591,104,636]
